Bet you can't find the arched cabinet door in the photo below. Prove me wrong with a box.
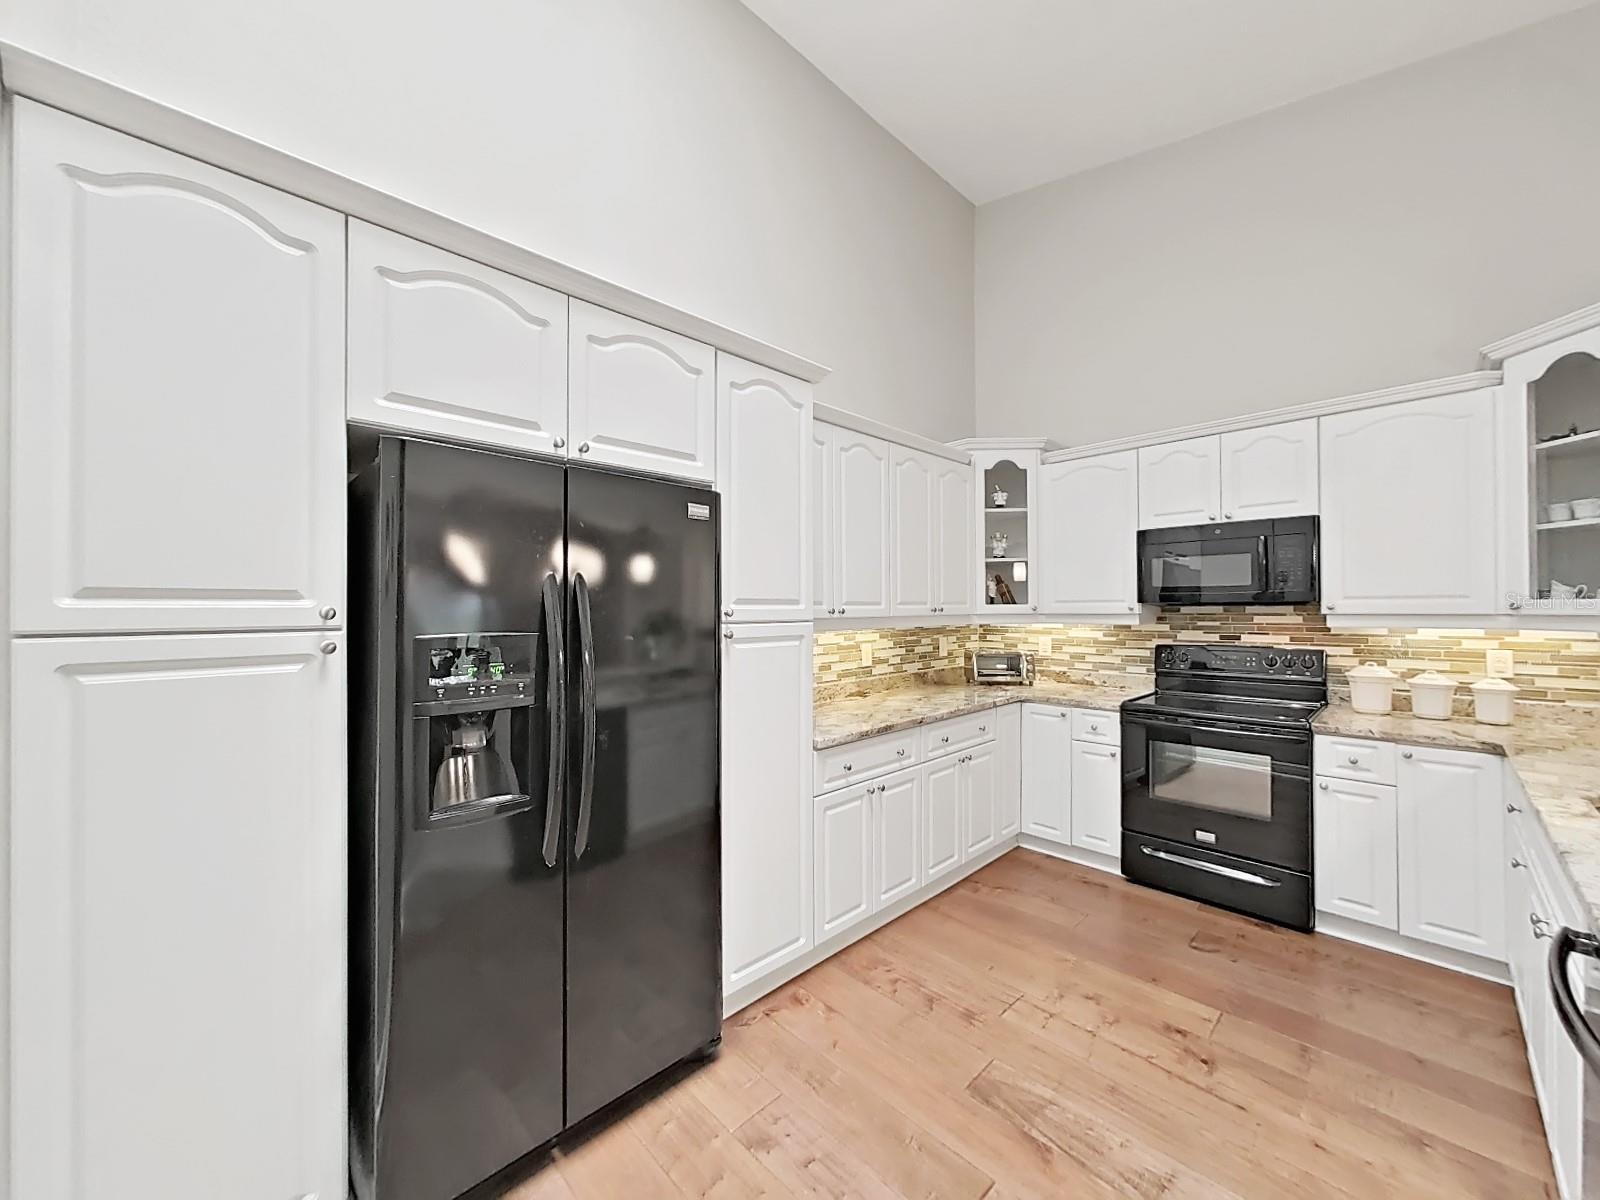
[569,300,716,482]
[11,100,346,634]
[347,220,569,456]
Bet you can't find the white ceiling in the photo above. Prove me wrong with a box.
[738,0,1595,203]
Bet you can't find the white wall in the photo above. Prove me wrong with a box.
[976,5,1600,447]
[2,0,975,439]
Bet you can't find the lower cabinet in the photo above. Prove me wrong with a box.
[1070,740,1122,858]
[10,632,346,1200]
[815,784,874,941]
[994,703,1022,839]
[924,755,965,884]
[962,746,999,859]
[1313,776,1399,929]
[875,771,923,907]
[722,623,813,993]
[1020,704,1072,840]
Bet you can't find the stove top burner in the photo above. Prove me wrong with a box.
[1128,641,1329,730]
[1122,691,1324,729]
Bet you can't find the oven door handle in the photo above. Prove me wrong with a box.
[1138,844,1283,888]
[1121,711,1310,743]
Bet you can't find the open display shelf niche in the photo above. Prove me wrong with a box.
[1530,351,1600,603]
[983,458,1031,607]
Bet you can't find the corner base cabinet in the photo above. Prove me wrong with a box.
[9,632,346,1200]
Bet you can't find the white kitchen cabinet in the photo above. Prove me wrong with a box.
[962,746,999,860]
[722,624,813,992]
[924,756,964,884]
[812,422,836,617]
[1397,744,1505,960]
[1218,419,1319,521]
[832,429,892,617]
[1020,705,1072,842]
[890,447,936,616]
[717,354,813,622]
[1070,739,1121,859]
[993,703,1022,839]
[1319,390,1498,615]
[1313,776,1399,929]
[1036,450,1141,616]
[815,785,874,941]
[10,100,346,635]
[934,458,974,615]
[347,220,569,456]
[1138,435,1221,528]
[568,299,715,482]
[10,631,345,1200]
[874,771,923,908]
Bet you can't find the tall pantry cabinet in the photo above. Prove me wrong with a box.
[715,355,817,999]
[6,101,347,1200]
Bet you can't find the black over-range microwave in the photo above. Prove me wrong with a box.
[1137,516,1318,606]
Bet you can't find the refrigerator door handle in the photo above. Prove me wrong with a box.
[574,571,598,859]
[540,572,567,868]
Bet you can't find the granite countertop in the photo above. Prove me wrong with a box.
[812,678,1152,750]
[1316,699,1600,930]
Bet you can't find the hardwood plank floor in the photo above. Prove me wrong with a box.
[506,849,1556,1199]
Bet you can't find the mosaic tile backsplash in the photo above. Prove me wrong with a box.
[814,608,1600,708]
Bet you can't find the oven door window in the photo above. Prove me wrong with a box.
[1144,540,1264,599]
[1148,739,1273,820]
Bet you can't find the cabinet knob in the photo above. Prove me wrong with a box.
[842,763,853,772]
[553,436,566,450]
[578,442,591,454]
[941,735,950,744]
[978,725,987,733]
[1346,755,1358,765]
[722,630,733,639]
[1223,512,1232,519]
[1109,750,1118,759]
[1511,857,1526,869]
[1509,597,1523,611]
[1318,781,1329,790]
[827,607,836,615]
[1507,803,1521,814]
[1530,912,1550,939]
[1127,605,1135,612]
[1326,604,1336,612]
[1031,604,1038,612]
[1208,513,1217,520]
[1401,750,1413,760]
[839,608,846,615]
[722,607,733,618]
[1090,723,1100,732]
[318,605,338,621]
[896,748,906,757]
[319,641,338,656]
[1059,712,1069,719]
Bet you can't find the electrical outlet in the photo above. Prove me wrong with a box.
[859,640,873,668]
[1486,649,1514,677]
[1038,635,1053,656]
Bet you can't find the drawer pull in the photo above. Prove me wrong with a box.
[896,748,906,757]
[1346,755,1359,765]
[1511,858,1526,869]
[842,764,853,772]
[1401,750,1413,760]
[1318,781,1329,790]
[941,735,950,744]
[978,725,987,733]
[1508,803,1521,814]
[1090,723,1101,732]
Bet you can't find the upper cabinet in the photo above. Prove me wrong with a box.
[1494,323,1600,619]
[933,459,973,615]
[10,100,346,635]
[1138,435,1221,528]
[569,300,716,482]
[1139,422,1318,530]
[1319,391,1497,615]
[717,355,812,622]
[829,429,891,618]
[1217,419,1319,521]
[889,448,936,616]
[970,445,1043,614]
[347,220,569,457]
[1036,450,1140,616]
[812,423,836,618]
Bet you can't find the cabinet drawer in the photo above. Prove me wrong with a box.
[1314,736,1396,785]
[1071,709,1120,746]
[921,711,997,760]
[815,730,918,793]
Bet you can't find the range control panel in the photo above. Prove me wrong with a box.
[1155,642,1326,680]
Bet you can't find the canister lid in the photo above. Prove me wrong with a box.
[1470,676,1519,693]
[1346,661,1399,680]
[1408,671,1457,689]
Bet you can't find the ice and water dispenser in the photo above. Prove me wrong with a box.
[412,633,539,818]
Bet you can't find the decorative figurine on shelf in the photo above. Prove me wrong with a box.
[986,576,999,602]
[989,531,1009,559]
[991,485,1008,508]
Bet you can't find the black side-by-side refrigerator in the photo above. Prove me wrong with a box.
[348,435,721,1200]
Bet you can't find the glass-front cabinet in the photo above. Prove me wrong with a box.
[1494,314,1600,619]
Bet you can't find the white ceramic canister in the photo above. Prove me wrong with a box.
[1408,671,1458,720]
[1470,676,1518,726]
[1346,661,1400,715]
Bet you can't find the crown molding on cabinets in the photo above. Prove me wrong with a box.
[0,41,830,386]
[1479,300,1600,364]
[813,403,972,464]
[1040,371,1502,464]
[947,437,1063,453]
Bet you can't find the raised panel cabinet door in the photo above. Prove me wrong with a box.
[1138,435,1221,528]
[347,219,568,455]
[716,354,813,622]
[1070,740,1121,858]
[812,423,836,616]
[11,100,345,634]
[934,460,974,615]
[722,624,813,991]
[1219,418,1319,520]
[1312,777,1399,929]
[889,447,936,615]
[1319,391,1497,615]
[874,770,923,908]
[993,703,1022,838]
[11,632,345,1200]
[1020,705,1071,841]
[962,746,999,860]
[834,430,891,617]
[1037,451,1140,615]
[815,785,874,941]
[569,299,716,482]
[924,757,964,884]
[1397,745,1506,959]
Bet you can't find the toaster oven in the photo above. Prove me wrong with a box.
[968,650,1032,685]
